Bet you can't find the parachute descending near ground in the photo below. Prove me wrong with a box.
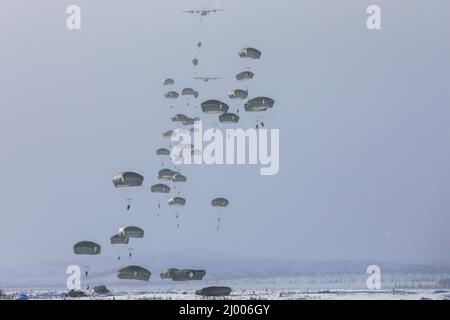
[163,130,174,138]
[163,78,174,85]
[151,183,171,193]
[156,148,171,156]
[181,88,199,98]
[219,113,239,123]
[73,241,101,255]
[201,100,229,114]
[239,47,262,59]
[212,197,229,230]
[244,96,275,112]
[165,91,179,99]
[118,226,144,239]
[117,265,151,281]
[168,196,186,206]
[158,168,178,181]
[112,172,144,188]
[236,71,254,81]
[172,174,187,182]
[110,234,130,245]
[171,114,189,122]
[228,89,248,99]
[212,198,229,207]
[160,268,206,281]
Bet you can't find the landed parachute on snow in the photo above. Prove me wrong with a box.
[119,226,144,239]
[110,233,130,245]
[91,285,110,295]
[156,148,171,156]
[117,265,151,281]
[181,88,199,98]
[163,78,174,85]
[168,196,186,206]
[236,71,254,81]
[112,172,144,188]
[151,183,171,193]
[219,113,239,123]
[73,241,101,255]
[165,91,179,99]
[201,100,229,114]
[244,97,275,112]
[160,268,206,281]
[195,286,232,297]
[228,89,248,99]
[239,47,262,59]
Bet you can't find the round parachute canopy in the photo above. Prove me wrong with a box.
[163,130,174,138]
[160,268,178,279]
[110,234,129,245]
[119,226,144,239]
[112,172,144,188]
[156,148,171,156]
[228,89,248,99]
[181,88,198,97]
[182,117,199,125]
[163,78,174,85]
[244,96,275,112]
[239,47,262,59]
[171,114,189,122]
[219,113,239,123]
[195,286,232,297]
[212,197,229,207]
[73,241,101,255]
[151,183,171,193]
[172,174,187,182]
[236,71,254,81]
[168,196,186,206]
[92,285,110,295]
[164,91,179,99]
[192,58,199,66]
[117,265,151,281]
[201,100,229,114]
[160,269,206,281]
[158,168,177,181]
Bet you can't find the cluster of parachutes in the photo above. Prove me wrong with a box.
[71,13,273,293]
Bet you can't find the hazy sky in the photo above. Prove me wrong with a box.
[0,0,449,268]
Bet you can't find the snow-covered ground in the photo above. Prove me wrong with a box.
[2,287,450,300]
[2,275,450,300]
[2,258,450,300]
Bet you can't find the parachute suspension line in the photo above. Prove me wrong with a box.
[216,216,221,231]
[176,212,180,228]
[128,248,134,260]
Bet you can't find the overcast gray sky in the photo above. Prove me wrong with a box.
[0,0,449,269]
